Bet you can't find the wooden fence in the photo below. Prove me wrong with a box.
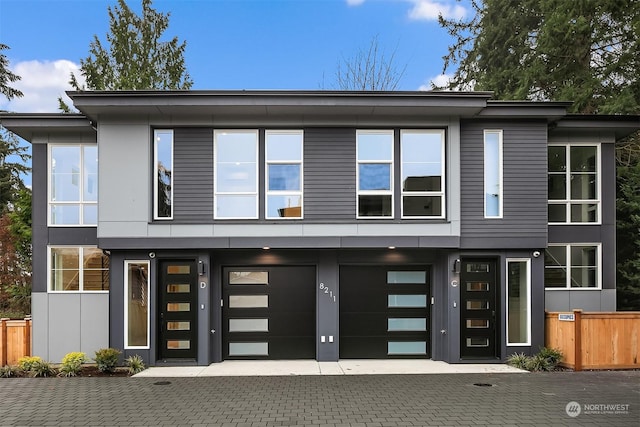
[0,318,32,366]
[545,310,640,371]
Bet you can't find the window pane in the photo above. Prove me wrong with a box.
[545,247,566,267]
[466,300,489,310]
[548,204,566,223]
[268,164,300,191]
[51,146,80,202]
[570,204,597,222]
[401,131,442,163]
[358,132,393,160]
[229,271,269,285]
[83,205,97,225]
[267,195,302,218]
[402,165,441,191]
[126,262,149,347]
[266,132,302,161]
[570,146,596,172]
[50,248,79,291]
[229,318,269,332]
[216,163,257,192]
[548,175,567,200]
[388,341,426,355]
[507,260,529,344]
[403,196,442,217]
[167,303,191,312]
[484,131,501,217]
[387,271,427,284]
[571,246,597,267]
[570,267,597,287]
[229,342,268,356]
[155,130,173,219]
[82,248,109,291]
[358,195,392,217]
[570,174,596,199]
[359,164,391,190]
[467,282,489,291]
[388,318,427,331]
[167,265,191,274]
[466,337,489,347]
[228,295,269,308]
[548,146,566,172]
[388,295,427,308]
[216,132,257,163]
[216,195,257,218]
[167,340,190,349]
[467,319,489,328]
[545,268,567,288]
[167,284,190,293]
[167,321,190,331]
[50,204,80,225]
[83,146,98,202]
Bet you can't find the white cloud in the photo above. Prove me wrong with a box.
[418,73,454,90]
[408,0,467,21]
[346,0,366,6]
[0,59,85,113]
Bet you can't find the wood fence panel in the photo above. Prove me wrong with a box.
[0,318,32,366]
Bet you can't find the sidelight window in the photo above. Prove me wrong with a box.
[506,259,530,345]
[124,261,150,349]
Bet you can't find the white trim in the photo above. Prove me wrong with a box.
[265,130,304,220]
[213,130,259,219]
[544,243,602,290]
[483,129,503,219]
[124,260,151,350]
[153,129,174,220]
[47,245,109,293]
[506,258,531,346]
[356,129,394,219]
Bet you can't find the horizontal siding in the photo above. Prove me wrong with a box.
[460,120,548,247]
[174,128,214,221]
[304,128,356,220]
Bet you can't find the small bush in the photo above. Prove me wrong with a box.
[17,356,42,372]
[59,352,88,377]
[526,353,553,372]
[94,348,121,373]
[506,352,529,370]
[0,365,19,378]
[125,355,146,375]
[537,346,563,366]
[507,347,563,372]
[30,360,57,377]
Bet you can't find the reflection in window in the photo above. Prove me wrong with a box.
[266,131,303,219]
[545,244,599,288]
[401,130,445,218]
[154,130,173,219]
[484,130,502,218]
[49,145,98,225]
[507,259,530,345]
[229,271,269,285]
[215,130,258,218]
[357,130,393,217]
[125,261,149,348]
[50,246,109,292]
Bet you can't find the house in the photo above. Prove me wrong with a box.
[2,90,638,365]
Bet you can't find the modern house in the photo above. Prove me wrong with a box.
[2,90,638,366]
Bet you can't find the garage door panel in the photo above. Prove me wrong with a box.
[340,312,388,336]
[269,313,315,335]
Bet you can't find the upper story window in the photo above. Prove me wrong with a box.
[357,130,394,218]
[483,130,503,218]
[265,130,303,219]
[401,130,445,218]
[154,130,173,220]
[544,244,600,289]
[49,246,110,292]
[548,145,599,224]
[214,130,258,219]
[49,144,98,226]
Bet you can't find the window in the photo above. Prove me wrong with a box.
[544,244,600,288]
[357,130,393,218]
[154,129,173,219]
[49,247,109,292]
[49,145,98,225]
[548,145,599,223]
[214,130,258,219]
[266,130,303,219]
[507,259,530,345]
[401,130,445,218]
[124,261,149,349]
[484,130,503,218]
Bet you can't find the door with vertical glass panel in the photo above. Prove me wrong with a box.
[158,260,198,360]
[460,259,498,358]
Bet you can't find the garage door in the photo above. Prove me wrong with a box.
[340,265,431,358]
[222,266,316,359]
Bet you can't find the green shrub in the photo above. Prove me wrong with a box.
[94,348,121,373]
[537,346,563,366]
[59,352,87,377]
[17,356,42,372]
[0,365,19,378]
[507,347,563,372]
[30,360,57,377]
[526,353,553,372]
[125,355,146,375]
[506,352,529,370]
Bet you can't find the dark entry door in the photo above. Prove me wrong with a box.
[158,260,198,360]
[460,259,499,358]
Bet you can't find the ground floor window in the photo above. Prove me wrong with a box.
[49,246,109,292]
[544,244,600,288]
[125,261,150,349]
[506,259,530,346]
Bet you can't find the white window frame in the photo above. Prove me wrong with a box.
[124,260,150,350]
[484,130,503,219]
[506,258,531,346]
[265,130,304,220]
[213,130,259,219]
[400,129,446,219]
[48,144,98,226]
[545,243,602,290]
[47,246,109,293]
[153,129,174,220]
[548,144,601,225]
[356,129,394,219]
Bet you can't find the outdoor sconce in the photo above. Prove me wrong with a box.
[198,260,206,276]
[452,259,461,273]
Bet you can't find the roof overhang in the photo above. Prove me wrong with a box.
[478,100,573,122]
[0,113,93,142]
[552,115,640,140]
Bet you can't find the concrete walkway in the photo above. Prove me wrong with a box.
[134,359,526,377]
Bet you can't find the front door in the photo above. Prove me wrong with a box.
[460,259,499,358]
[158,260,198,360]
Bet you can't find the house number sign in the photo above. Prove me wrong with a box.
[319,283,336,303]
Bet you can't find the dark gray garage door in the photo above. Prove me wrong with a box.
[340,265,431,358]
[222,266,316,359]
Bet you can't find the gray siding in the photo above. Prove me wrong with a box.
[304,128,356,220]
[460,120,548,249]
[173,128,214,222]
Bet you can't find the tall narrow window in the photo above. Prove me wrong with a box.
[266,130,303,219]
[507,259,530,345]
[49,145,98,225]
[548,145,599,223]
[125,261,150,349]
[214,130,258,219]
[357,130,393,218]
[484,130,503,218]
[401,130,445,218]
[154,129,173,219]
